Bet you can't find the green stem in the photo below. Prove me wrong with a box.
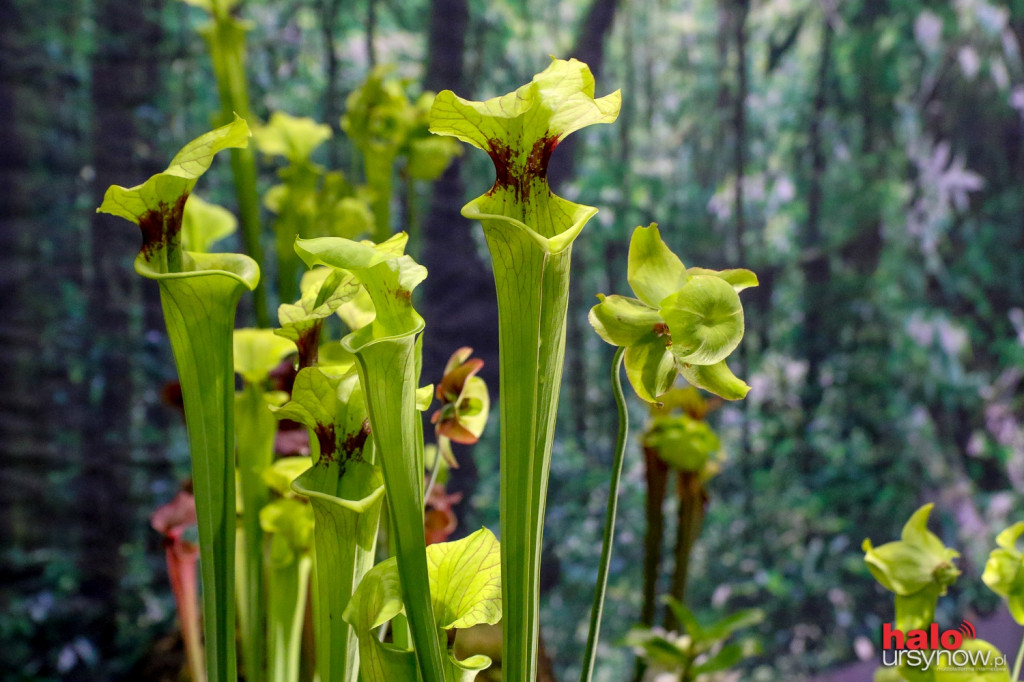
[267,555,312,682]
[367,158,395,243]
[484,223,574,682]
[202,15,269,326]
[157,271,249,682]
[580,347,628,682]
[351,334,446,682]
[1013,632,1024,682]
[234,384,278,682]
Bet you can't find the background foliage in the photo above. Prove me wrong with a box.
[2,0,1024,680]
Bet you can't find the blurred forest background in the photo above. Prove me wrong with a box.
[2,0,1024,680]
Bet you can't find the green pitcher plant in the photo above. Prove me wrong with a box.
[292,232,448,681]
[98,115,258,682]
[273,366,386,682]
[428,57,621,682]
[233,328,294,681]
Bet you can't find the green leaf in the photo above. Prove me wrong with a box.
[271,367,370,467]
[265,552,311,682]
[661,275,745,366]
[278,365,384,682]
[588,295,664,348]
[233,328,296,385]
[297,236,446,681]
[261,457,312,497]
[863,504,961,596]
[336,285,376,332]
[253,111,332,165]
[624,335,677,403]
[234,383,285,681]
[663,597,706,642]
[623,628,690,667]
[131,252,259,682]
[686,266,759,292]
[679,359,751,401]
[294,233,424,338]
[701,608,765,643]
[426,528,502,630]
[627,224,688,307]
[342,557,419,682]
[691,642,745,676]
[294,460,385,682]
[260,498,314,567]
[181,194,237,253]
[429,57,620,163]
[98,115,250,273]
[276,267,359,366]
[407,136,463,181]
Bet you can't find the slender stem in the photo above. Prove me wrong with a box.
[204,16,269,326]
[580,347,628,682]
[1012,631,1024,682]
[425,443,443,503]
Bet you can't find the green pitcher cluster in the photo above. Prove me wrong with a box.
[101,54,768,682]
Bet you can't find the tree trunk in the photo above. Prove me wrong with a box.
[79,0,162,674]
[798,15,833,472]
[420,0,491,520]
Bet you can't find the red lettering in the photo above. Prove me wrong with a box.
[882,623,904,650]
[907,629,928,650]
[940,629,963,650]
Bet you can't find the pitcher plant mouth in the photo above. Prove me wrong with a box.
[135,250,261,289]
[461,192,597,255]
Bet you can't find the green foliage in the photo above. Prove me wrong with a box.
[343,529,501,682]
[625,597,762,681]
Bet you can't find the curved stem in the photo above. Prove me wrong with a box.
[580,347,628,682]
[1012,630,1024,682]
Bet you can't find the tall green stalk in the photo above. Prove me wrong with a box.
[99,117,256,682]
[429,58,620,681]
[294,234,447,682]
[184,0,269,326]
[232,329,295,682]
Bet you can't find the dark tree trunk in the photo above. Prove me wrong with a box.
[548,0,622,441]
[419,0,492,519]
[77,0,162,675]
[797,16,833,474]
